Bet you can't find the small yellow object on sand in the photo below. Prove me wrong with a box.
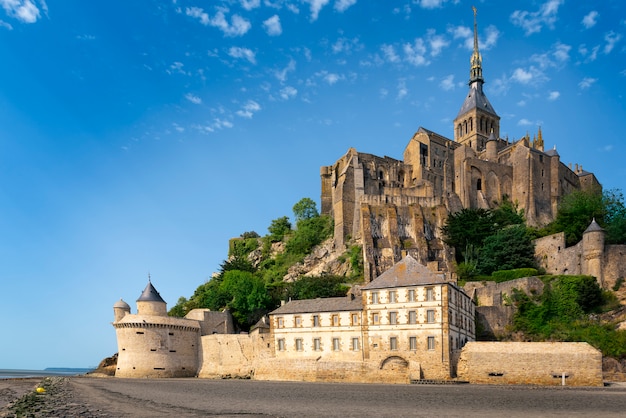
[36,387,46,393]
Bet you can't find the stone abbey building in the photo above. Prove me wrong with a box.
[320,10,599,281]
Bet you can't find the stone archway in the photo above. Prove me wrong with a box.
[379,355,409,371]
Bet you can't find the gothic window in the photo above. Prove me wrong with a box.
[477,178,482,191]
[469,118,473,132]
[480,117,484,132]
[420,143,428,165]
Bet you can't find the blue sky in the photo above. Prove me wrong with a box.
[0,0,624,369]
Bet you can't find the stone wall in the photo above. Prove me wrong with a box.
[457,342,603,386]
[197,333,272,379]
[464,277,544,307]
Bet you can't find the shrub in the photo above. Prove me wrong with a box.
[491,268,539,283]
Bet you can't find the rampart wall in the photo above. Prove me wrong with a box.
[457,342,603,386]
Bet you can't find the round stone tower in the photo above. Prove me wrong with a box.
[582,218,605,287]
[113,299,131,322]
[112,280,201,378]
[485,130,498,162]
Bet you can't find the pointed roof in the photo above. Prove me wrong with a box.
[456,7,498,120]
[361,255,447,290]
[137,281,166,303]
[584,218,604,234]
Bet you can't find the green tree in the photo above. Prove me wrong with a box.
[267,216,292,242]
[292,197,319,223]
[220,270,273,329]
[240,231,260,239]
[288,274,350,300]
[547,187,604,246]
[477,225,536,275]
[441,208,495,263]
[285,215,333,256]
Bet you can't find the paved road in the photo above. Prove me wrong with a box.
[69,377,626,417]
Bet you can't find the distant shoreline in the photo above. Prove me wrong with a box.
[0,368,93,379]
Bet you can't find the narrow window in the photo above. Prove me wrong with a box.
[332,314,339,326]
[408,310,417,324]
[388,290,397,303]
[409,336,417,351]
[313,315,320,327]
[168,332,174,336]
[408,289,415,302]
[426,287,434,301]
[277,339,285,351]
[477,178,482,191]
[295,338,303,351]
[295,316,302,327]
[389,311,398,325]
[427,309,435,323]
[371,291,379,304]
[372,313,380,325]
[390,337,398,351]
[352,337,360,351]
[427,336,435,350]
[333,338,340,351]
[136,332,144,335]
[277,317,284,328]
[313,338,321,351]
[351,313,359,326]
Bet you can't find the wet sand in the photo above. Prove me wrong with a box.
[2,376,626,417]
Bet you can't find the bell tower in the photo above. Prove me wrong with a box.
[453,7,500,152]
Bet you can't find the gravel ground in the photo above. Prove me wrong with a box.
[2,376,626,417]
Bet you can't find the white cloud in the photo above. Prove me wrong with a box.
[418,0,450,9]
[397,79,408,100]
[604,31,622,54]
[228,46,256,64]
[379,88,388,98]
[547,91,560,101]
[263,15,282,36]
[334,0,356,12]
[518,118,533,126]
[275,59,296,82]
[582,11,598,29]
[279,86,297,100]
[324,73,341,85]
[427,29,449,57]
[194,118,234,133]
[240,0,260,11]
[381,44,400,63]
[439,74,455,91]
[511,68,533,84]
[403,39,429,66]
[186,7,251,37]
[185,93,202,104]
[76,34,96,41]
[236,100,261,118]
[332,37,361,54]
[0,19,12,29]
[578,77,597,90]
[304,0,330,21]
[578,43,600,62]
[0,0,41,23]
[552,42,571,62]
[510,0,563,36]
[167,61,189,75]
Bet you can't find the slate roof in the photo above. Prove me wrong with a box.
[456,83,498,119]
[137,281,166,303]
[584,218,604,234]
[361,255,447,290]
[270,296,363,315]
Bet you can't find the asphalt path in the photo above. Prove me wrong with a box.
[64,377,626,417]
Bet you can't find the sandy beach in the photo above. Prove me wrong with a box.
[2,376,626,417]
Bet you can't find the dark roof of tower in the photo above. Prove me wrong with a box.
[545,147,559,157]
[113,298,131,310]
[361,255,447,290]
[584,218,604,234]
[456,84,499,119]
[137,281,166,303]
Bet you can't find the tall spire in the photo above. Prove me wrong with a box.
[469,6,483,85]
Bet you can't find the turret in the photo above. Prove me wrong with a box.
[485,130,498,162]
[113,299,131,322]
[582,218,605,286]
[136,280,167,316]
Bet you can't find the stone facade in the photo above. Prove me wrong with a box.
[268,255,475,382]
[320,12,600,282]
[457,342,603,386]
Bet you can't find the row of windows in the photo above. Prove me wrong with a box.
[276,309,439,329]
[457,117,496,138]
[276,336,437,352]
[370,288,436,304]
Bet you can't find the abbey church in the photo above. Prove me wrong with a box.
[321,10,599,281]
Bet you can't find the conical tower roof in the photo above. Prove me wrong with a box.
[584,218,604,234]
[137,280,166,303]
